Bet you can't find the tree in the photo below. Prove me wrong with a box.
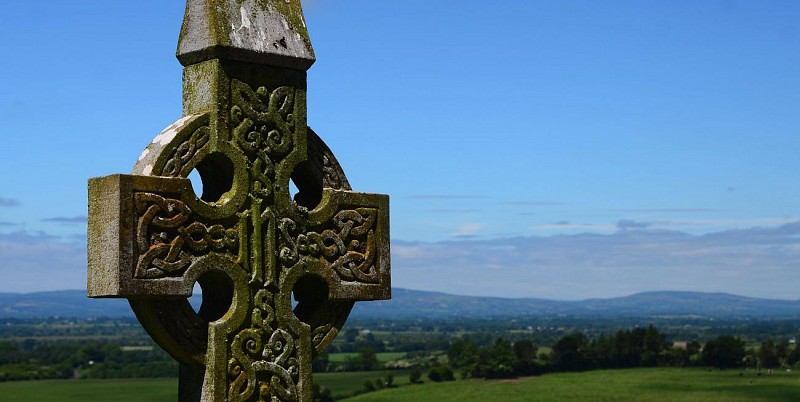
[428,364,455,382]
[641,325,667,366]
[702,335,745,369]
[552,332,591,371]
[344,346,379,371]
[344,328,359,343]
[311,351,329,372]
[483,338,517,379]
[447,339,481,378]
[409,367,423,384]
[312,384,333,402]
[758,339,780,369]
[383,373,394,388]
[513,340,538,375]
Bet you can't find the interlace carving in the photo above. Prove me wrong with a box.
[162,125,210,176]
[232,80,295,202]
[278,208,380,284]
[134,193,238,279]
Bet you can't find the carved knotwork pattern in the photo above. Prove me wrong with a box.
[134,193,238,279]
[228,290,302,402]
[162,125,210,176]
[231,79,295,202]
[223,80,316,401]
[279,208,380,284]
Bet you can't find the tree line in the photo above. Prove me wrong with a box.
[443,326,800,380]
[0,340,175,382]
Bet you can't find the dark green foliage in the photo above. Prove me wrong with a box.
[756,339,790,369]
[344,347,380,371]
[512,339,538,375]
[702,335,745,369]
[312,351,329,372]
[409,367,423,384]
[552,332,591,371]
[362,380,375,391]
[312,384,333,402]
[482,339,517,379]
[427,365,454,382]
[447,339,481,378]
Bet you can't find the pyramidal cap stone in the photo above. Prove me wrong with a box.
[178,0,315,69]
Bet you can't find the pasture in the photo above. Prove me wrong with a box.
[346,368,800,402]
[0,368,797,401]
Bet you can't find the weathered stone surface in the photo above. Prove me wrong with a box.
[87,1,390,401]
[178,0,315,69]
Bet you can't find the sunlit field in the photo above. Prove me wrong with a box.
[1,368,797,402]
[344,368,800,402]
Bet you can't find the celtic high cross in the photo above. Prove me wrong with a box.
[86,1,390,401]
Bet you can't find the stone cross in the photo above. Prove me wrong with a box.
[86,1,390,401]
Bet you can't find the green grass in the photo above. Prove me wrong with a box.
[0,371,411,401]
[343,368,800,402]
[1,368,797,401]
[315,370,410,396]
[0,378,177,402]
[328,352,407,363]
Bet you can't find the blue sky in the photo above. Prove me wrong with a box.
[2,1,800,299]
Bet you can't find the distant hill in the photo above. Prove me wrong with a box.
[350,289,800,319]
[1,289,799,319]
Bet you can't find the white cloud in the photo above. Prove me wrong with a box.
[5,221,800,301]
[450,223,484,238]
[391,221,800,300]
[0,231,86,292]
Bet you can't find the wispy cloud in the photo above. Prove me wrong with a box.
[503,201,565,207]
[0,231,86,292]
[425,208,483,214]
[42,216,88,224]
[450,223,484,238]
[532,222,617,232]
[391,221,800,300]
[616,208,717,213]
[409,195,489,200]
[617,219,650,230]
[0,197,20,207]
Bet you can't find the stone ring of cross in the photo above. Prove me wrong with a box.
[87,1,390,401]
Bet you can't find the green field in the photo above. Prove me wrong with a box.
[345,368,800,402]
[0,378,177,402]
[0,368,797,401]
[328,352,407,363]
[315,370,411,397]
[0,371,409,401]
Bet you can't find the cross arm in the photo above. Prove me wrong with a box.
[88,174,239,298]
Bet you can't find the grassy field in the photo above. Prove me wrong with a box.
[344,368,800,402]
[0,371,409,401]
[0,368,797,401]
[327,352,407,364]
[0,378,177,402]
[315,370,411,397]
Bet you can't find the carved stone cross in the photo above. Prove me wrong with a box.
[87,1,390,401]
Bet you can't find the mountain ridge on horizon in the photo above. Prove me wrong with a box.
[2,288,800,319]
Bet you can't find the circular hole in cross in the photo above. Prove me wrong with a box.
[191,271,234,323]
[291,275,329,324]
[289,161,323,210]
[189,152,235,203]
